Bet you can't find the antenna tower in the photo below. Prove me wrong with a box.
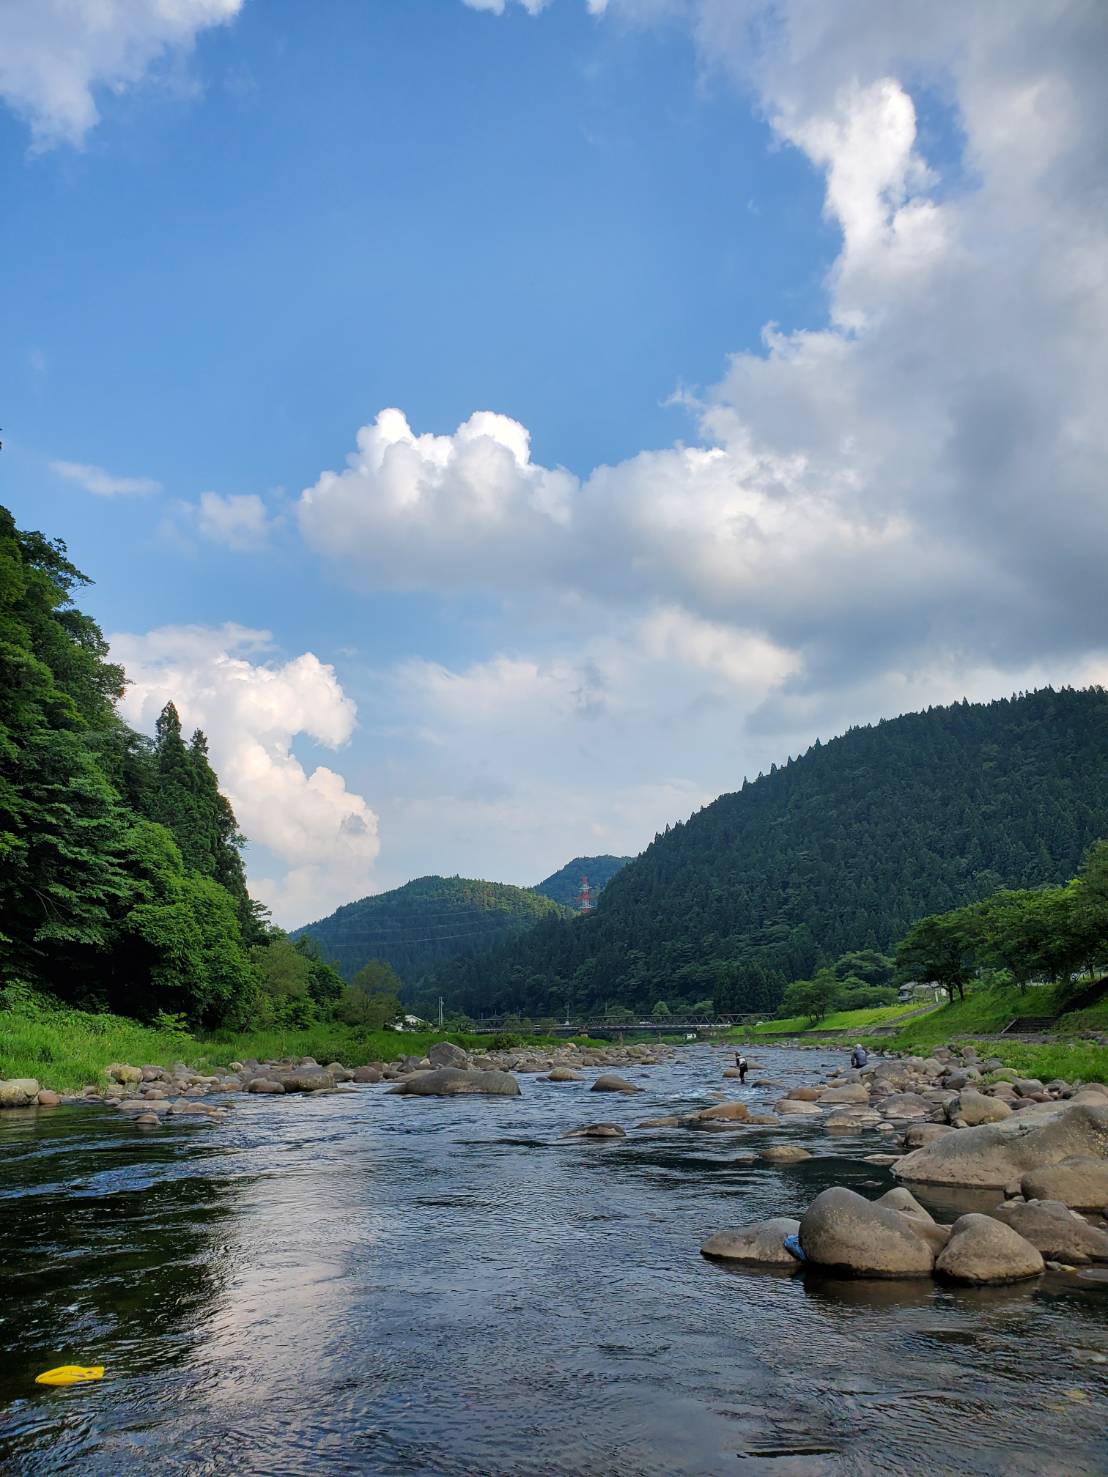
[577,875,593,913]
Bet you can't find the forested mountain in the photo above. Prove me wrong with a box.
[534,855,631,909]
[0,504,262,1026]
[293,875,570,984]
[427,688,1108,1019]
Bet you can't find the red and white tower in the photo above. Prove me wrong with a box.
[577,875,593,913]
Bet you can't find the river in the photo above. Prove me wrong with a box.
[1,1045,1106,1476]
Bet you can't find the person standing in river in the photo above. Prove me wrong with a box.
[850,1043,867,1069]
[734,1052,749,1083]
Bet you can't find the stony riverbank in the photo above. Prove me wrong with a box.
[698,1041,1108,1287]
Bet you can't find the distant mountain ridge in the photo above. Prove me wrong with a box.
[292,875,569,984]
[425,687,1108,1019]
[534,855,632,909]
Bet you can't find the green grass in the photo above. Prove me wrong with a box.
[739,1003,936,1037]
[973,1040,1108,1084]
[870,983,1063,1052]
[0,996,591,1093]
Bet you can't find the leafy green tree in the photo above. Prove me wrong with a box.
[895,909,976,1004]
[651,999,670,1020]
[780,968,839,1023]
[352,958,403,996]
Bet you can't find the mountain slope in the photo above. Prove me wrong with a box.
[293,875,569,984]
[428,688,1108,1018]
[534,855,632,909]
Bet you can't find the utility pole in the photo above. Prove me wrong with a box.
[438,996,444,1029]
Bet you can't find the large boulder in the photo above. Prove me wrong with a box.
[427,1041,469,1070]
[353,1065,382,1084]
[546,1067,583,1082]
[775,1099,823,1116]
[591,1075,642,1094]
[1020,1156,1108,1212]
[991,1199,1108,1264]
[878,1092,934,1119]
[402,1068,521,1097]
[949,1088,1013,1126]
[694,1101,750,1122]
[701,1218,801,1265]
[107,1063,143,1084]
[248,1077,285,1094]
[786,1086,822,1102]
[759,1145,812,1164]
[274,1071,334,1093]
[799,1187,936,1277]
[819,1084,869,1105]
[873,1186,951,1254]
[934,1213,1044,1284]
[895,1103,1108,1188]
[0,1078,40,1108]
[903,1123,954,1150]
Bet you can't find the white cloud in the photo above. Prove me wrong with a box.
[0,0,243,150]
[52,459,161,497]
[193,491,274,550]
[462,0,552,15]
[109,623,380,926]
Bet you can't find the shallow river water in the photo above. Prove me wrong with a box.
[1,1045,1106,1476]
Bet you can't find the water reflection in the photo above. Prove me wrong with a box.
[1,1047,1106,1476]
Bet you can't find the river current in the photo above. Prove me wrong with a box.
[1,1045,1106,1476]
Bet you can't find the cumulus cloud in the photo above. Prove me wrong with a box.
[311,0,1108,709]
[192,491,275,550]
[110,623,380,926]
[52,459,161,497]
[0,0,243,149]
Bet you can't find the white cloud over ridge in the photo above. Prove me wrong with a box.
[0,0,242,149]
[110,624,380,926]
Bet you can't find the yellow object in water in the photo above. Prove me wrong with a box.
[35,1365,104,1386]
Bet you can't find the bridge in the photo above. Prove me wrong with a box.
[468,1015,756,1039]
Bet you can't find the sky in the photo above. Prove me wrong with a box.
[2,0,1106,927]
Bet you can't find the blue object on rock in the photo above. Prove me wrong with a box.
[783,1233,806,1263]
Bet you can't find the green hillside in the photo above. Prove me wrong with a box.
[534,855,631,909]
[293,875,570,984]
[428,688,1108,1018]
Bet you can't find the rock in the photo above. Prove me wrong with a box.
[247,1078,285,1094]
[140,1066,167,1082]
[775,1099,823,1116]
[864,1154,902,1166]
[36,1090,60,1107]
[134,1112,161,1127]
[427,1042,470,1070]
[1020,1156,1108,1212]
[108,1064,143,1084]
[747,1114,779,1125]
[873,1186,951,1254]
[117,1098,170,1114]
[878,1092,933,1119]
[546,1067,583,1082]
[935,1213,1044,1284]
[0,1078,41,1108]
[695,1102,750,1122]
[1012,1078,1045,1098]
[786,1086,823,1102]
[636,1115,682,1128]
[759,1145,812,1164]
[701,1218,801,1265]
[895,1103,1108,1189]
[562,1122,626,1138]
[273,1072,334,1093]
[591,1075,642,1094]
[991,1199,1108,1264]
[352,1065,382,1084]
[903,1123,954,1150]
[799,1186,936,1277]
[949,1088,1013,1126]
[402,1068,521,1097]
[819,1084,869,1104]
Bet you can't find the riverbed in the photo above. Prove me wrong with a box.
[2,1045,1106,1475]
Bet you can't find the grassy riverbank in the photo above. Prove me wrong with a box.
[0,993,588,1094]
[740,1004,930,1037]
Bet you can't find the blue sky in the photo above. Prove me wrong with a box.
[2,1,1105,924]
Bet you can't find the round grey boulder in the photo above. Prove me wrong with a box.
[948,1088,1012,1126]
[895,1103,1108,1189]
[248,1077,285,1094]
[991,1199,1108,1264]
[427,1041,470,1070]
[591,1075,642,1094]
[935,1212,1044,1284]
[701,1218,801,1265]
[759,1145,812,1164]
[1020,1156,1108,1212]
[799,1186,936,1277]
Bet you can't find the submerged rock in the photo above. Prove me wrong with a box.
[701,1218,801,1265]
[562,1122,626,1139]
[402,1068,521,1097]
[759,1145,812,1164]
[591,1075,642,1094]
[935,1213,1044,1284]
[799,1186,935,1278]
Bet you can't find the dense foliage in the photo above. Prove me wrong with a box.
[0,504,264,1027]
[292,874,570,984]
[533,855,631,909]
[896,841,1108,1004]
[427,689,1108,1019]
